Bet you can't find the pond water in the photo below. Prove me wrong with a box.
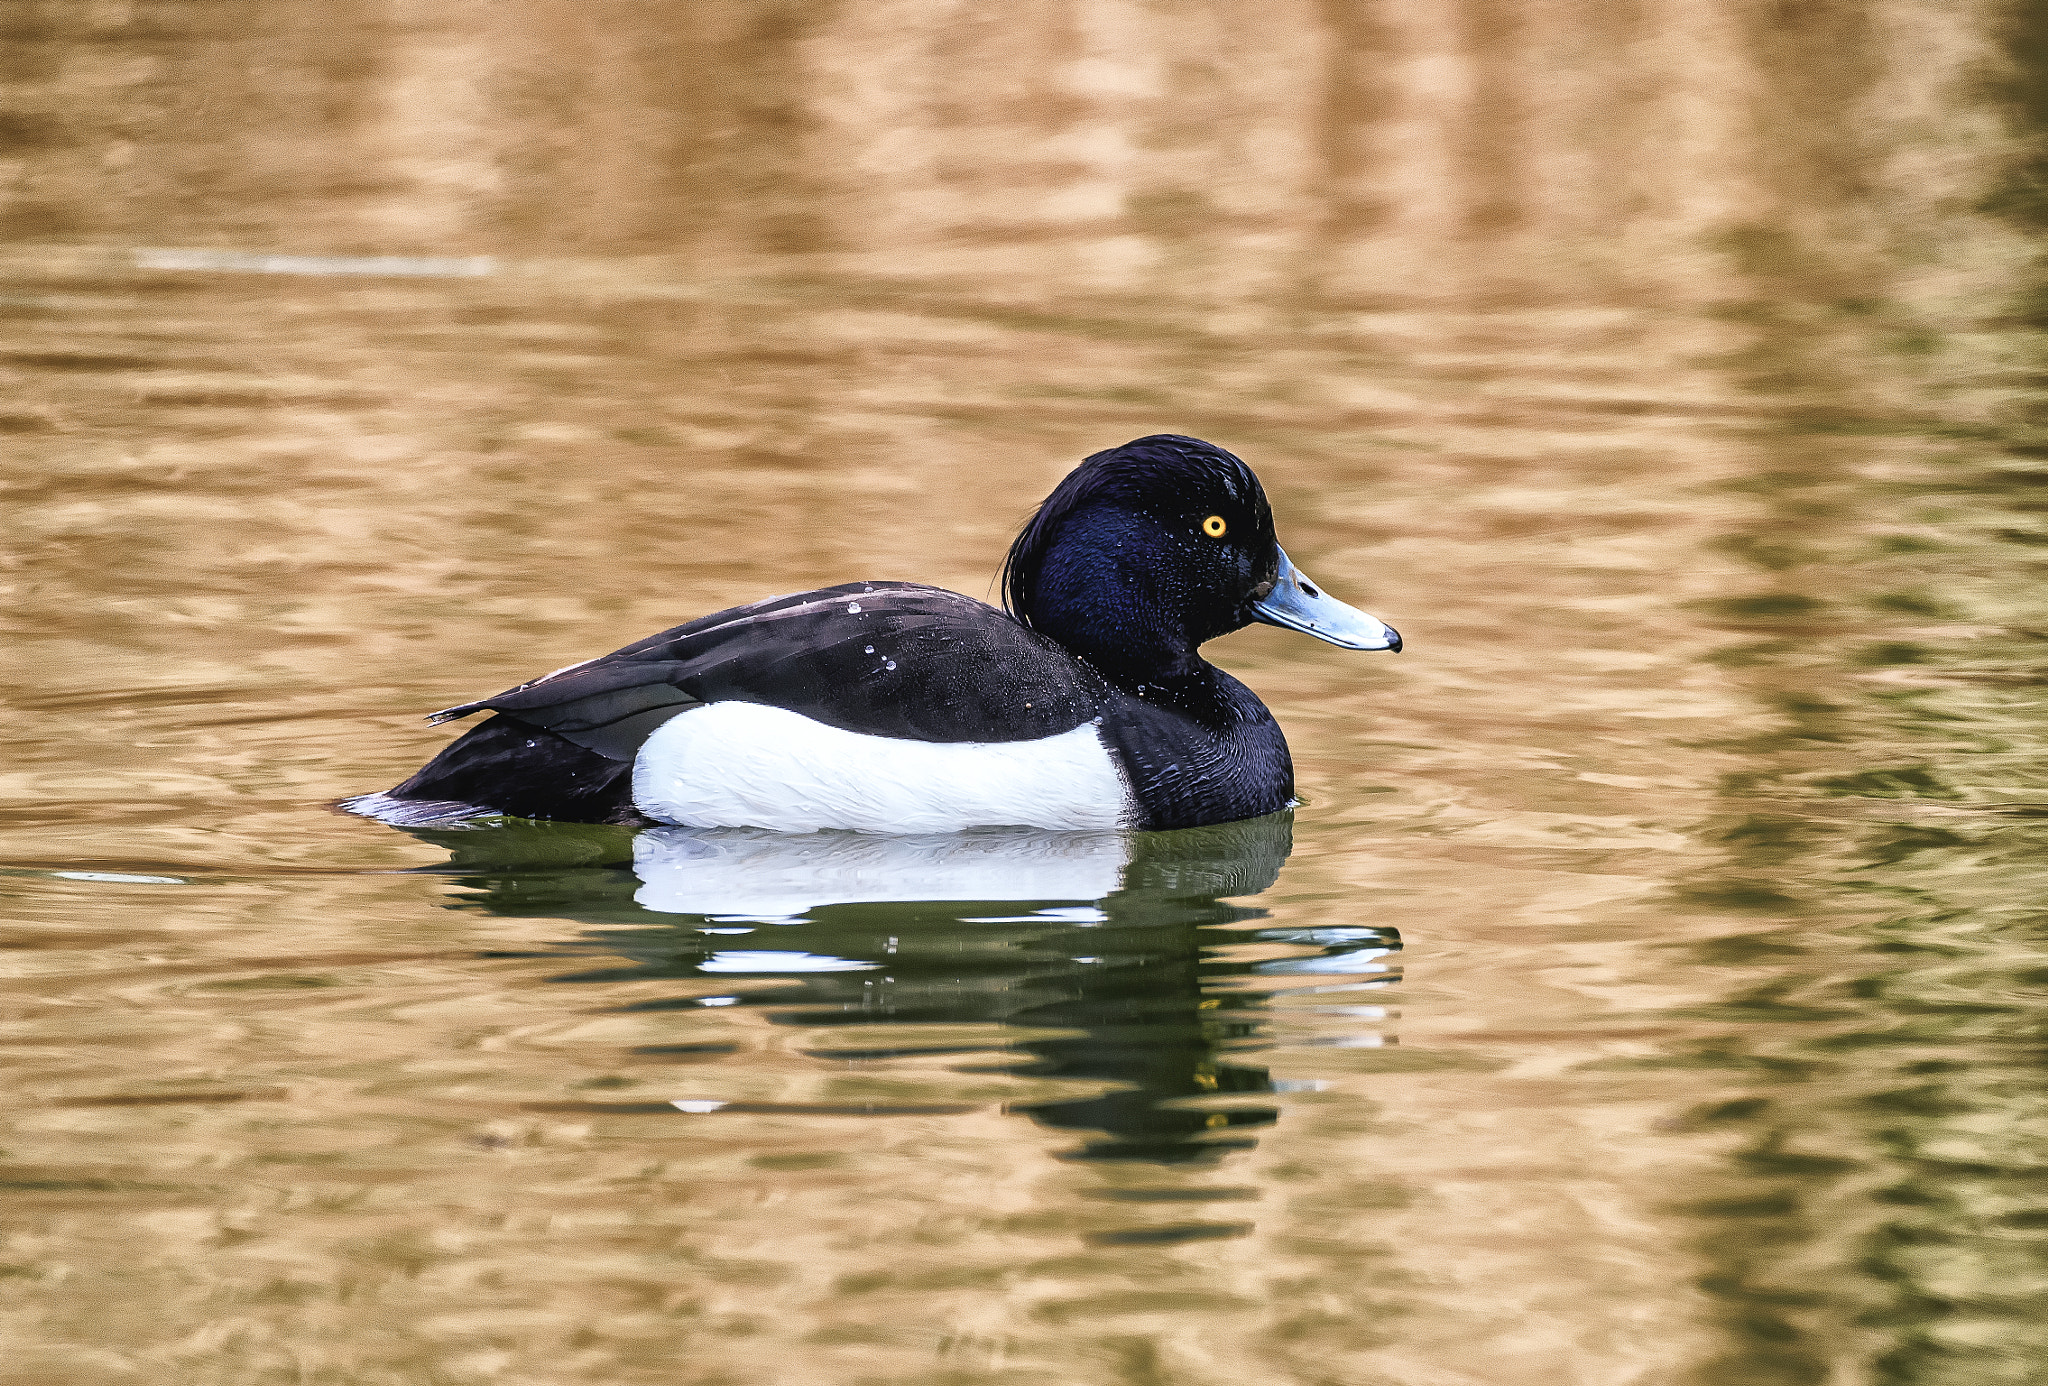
[5,4,2048,1384]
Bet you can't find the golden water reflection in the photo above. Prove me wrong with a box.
[5,2,2048,1383]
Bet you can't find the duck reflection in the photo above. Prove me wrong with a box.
[407,810,1398,1165]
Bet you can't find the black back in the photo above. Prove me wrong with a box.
[434,583,1110,750]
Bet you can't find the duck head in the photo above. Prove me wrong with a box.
[1002,435,1400,687]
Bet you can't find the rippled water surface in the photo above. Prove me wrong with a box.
[6,4,2048,1384]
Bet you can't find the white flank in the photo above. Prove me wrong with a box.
[631,824,1131,916]
[631,702,1131,834]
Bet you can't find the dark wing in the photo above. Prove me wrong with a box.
[428,583,1112,762]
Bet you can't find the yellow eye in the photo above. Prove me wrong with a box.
[1202,515,1227,538]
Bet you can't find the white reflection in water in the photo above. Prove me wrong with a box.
[698,950,878,973]
[959,905,1110,923]
[630,825,1131,917]
[1253,947,1396,976]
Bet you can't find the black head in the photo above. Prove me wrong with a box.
[1002,436,1284,685]
[1003,435,1402,689]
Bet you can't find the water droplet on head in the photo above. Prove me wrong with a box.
[884,659,896,670]
[864,645,874,654]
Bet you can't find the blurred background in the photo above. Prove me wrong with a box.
[5,3,2048,1384]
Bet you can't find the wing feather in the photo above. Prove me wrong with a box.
[424,583,1109,762]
